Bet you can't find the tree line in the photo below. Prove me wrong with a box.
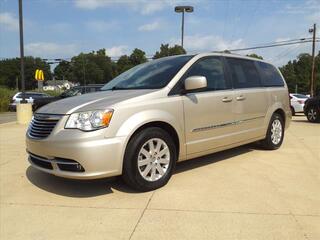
[0,43,318,94]
[0,44,185,90]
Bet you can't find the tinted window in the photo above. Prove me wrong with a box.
[183,57,229,91]
[292,94,308,99]
[256,62,284,87]
[101,56,193,90]
[24,93,37,98]
[227,58,261,88]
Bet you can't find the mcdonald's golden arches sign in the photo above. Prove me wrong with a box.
[35,69,44,81]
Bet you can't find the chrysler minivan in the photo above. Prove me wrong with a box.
[26,53,291,191]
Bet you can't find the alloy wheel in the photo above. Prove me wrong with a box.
[308,108,317,121]
[271,119,282,145]
[137,138,170,182]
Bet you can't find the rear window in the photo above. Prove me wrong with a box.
[256,62,284,87]
[292,94,308,99]
[226,58,261,89]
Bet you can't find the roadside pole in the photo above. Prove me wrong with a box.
[309,24,316,97]
[18,0,25,102]
[17,0,32,124]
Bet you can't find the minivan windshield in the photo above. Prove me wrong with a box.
[101,55,192,90]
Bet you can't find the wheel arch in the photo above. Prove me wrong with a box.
[127,121,180,159]
[274,108,286,127]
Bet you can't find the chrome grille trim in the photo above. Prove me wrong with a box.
[28,114,62,139]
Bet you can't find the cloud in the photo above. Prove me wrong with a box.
[140,1,167,15]
[74,0,112,10]
[25,42,78,58]
[307,11,320,23]
[105,45,128,57]
[283,0,320,22]
[138,21,161,31]
[74,0,170,15]
[171,34,245,52]
[85,20,118,32]
[0,12,19,31]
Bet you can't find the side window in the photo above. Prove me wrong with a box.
[184,57,229,91]
[256,62,284,87]
[226,58,261,89]
[24,94,34,98]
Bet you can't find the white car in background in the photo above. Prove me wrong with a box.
[9,92,50,111]
[290,93,309,115]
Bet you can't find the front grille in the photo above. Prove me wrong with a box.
[28,114,61,139]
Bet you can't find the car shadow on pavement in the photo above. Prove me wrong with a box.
[26,145,255,197]
[175,146,253,174]
[26,167,137,197]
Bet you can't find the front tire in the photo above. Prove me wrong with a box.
[290,106,295,116]
[122,127,177,191]
[306,106,320,123]
[261,113,284,150]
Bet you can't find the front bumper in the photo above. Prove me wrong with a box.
[26,124,126,179]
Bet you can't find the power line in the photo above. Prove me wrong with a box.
[227,39,319,52]
[1,37,318,62]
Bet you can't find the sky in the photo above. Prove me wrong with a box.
[0,0,319,67]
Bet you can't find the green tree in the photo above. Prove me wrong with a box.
[54,49,115,85]
[0,57,51,90]
[279,52,320,94]
[153,44,186,59]
[129,48,147,65]
[246,53,263,60]
[116,55,132,74]
[53,60,72,80]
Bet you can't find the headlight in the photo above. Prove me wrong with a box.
[65,109,113,131]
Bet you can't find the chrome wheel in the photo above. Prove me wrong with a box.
[137,138,170,182]
[271,119,282,145]
[308,108,317,121]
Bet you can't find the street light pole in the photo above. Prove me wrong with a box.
[181,10,185,48]
[175,6,194,49]
[18,0,26,103]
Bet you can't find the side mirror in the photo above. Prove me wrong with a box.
[184,76,207,92]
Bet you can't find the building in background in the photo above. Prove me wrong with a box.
[43,80,78,91]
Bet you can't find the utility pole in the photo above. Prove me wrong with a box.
[309,23,316,97]
[82,55,86,93]
[18,0,26,103]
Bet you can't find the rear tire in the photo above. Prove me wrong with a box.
[306,106,320,123]
[290,106,295,116]
[122,127,177,192]
[261,113,284,150]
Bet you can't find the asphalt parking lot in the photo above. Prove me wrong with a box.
[0,115,319,240]
[0,112,16,124]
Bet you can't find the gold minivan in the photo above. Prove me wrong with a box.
[26,53,291,191]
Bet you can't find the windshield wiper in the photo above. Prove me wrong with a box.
[110,86,129,91]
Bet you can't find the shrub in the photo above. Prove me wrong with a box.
[0,86,17,112]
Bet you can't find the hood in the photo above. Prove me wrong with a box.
[36,89,156,114]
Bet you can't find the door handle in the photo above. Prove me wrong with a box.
[236,95,246,101]
[222,97,233,102]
